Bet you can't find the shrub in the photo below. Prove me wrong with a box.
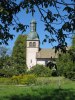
[64,71,75,80]
[20,74,36,85]
[56,50,75,79]
[28,65,51,77]
[0,77,11,85]
[51,68,58,76]
[11,75,22,84]
[11,74,36,85]
[0,67,19,77]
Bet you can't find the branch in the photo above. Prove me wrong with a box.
[54,2,66,23]
[36,5,58,34]
[56,1,75,6]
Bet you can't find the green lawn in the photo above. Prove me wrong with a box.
[0,77,75,100]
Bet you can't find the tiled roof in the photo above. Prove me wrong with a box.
[36,48,58,59]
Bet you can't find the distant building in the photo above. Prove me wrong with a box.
[26,20,58,69]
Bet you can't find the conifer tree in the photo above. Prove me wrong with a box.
[12,34,27,74]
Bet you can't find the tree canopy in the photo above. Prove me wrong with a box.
[0,46,8,69]
[0,46,14,77]
[0,0,75,51]
[12,34,27,74]
[0,35,27,77]
[56,35,75,79]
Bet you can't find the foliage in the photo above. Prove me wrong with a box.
[71,34,75,50]
[0,0,28,45]
[56,35,75,79]
[28,64,51,77]
[0,77,75,100]
[0,77,11,85]
[0,74,36,85]
[0,46,8,69]
[0,53,18,77]
[0,35,27,77]
[69,35,75,62]
[11,74,36,85]
[0,46,14,77]
[0,67,18,77]
[0,46,7,57]
[57,53,75,79]
[0,0,75,52]
[65,71,75,80]
[20,74,37,85]
[12,35,27,74]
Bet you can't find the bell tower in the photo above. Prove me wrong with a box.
[26,20,39,69]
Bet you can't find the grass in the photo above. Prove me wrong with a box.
[0,77,75,100]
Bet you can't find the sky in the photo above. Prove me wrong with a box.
[6,0,73,52]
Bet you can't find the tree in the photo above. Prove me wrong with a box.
[12,34,27,74]
[0,0,75,52]
[0,46,14,77]
[72,34,75,50]
[0,56,18,77]
[0,46,8,69]
[56,35,75,79]
[68,35,75,62]
[0,35,27,77]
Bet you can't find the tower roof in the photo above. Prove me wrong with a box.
[27,20,39,40]
[27,31,39,40]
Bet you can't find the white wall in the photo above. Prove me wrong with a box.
[26,40,39,69]
[37,58,50,66]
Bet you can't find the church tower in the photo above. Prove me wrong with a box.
[26,20,39,69]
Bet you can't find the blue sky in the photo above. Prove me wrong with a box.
[6,0,72,52]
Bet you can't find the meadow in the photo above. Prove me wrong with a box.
[0,77,75,100]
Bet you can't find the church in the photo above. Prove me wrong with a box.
[26,20,58,69]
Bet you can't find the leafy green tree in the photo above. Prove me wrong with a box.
[68,35,75,62]
[0,46,8,69]
[27,64,51,77]
[0,46,23,77]
[72,34,75,50]
[0,46,14,77]
[0,57,18,77]
[56,35,75,79]
[0,0,75,52]
[12,34,27,74]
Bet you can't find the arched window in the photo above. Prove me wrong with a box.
[33,42,36,47]
[29,42,32,47]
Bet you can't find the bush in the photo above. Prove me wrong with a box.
[56,50,75,79]
[11,75,22,84]
[51,69,58,76]
[0,77,11,85]
[0,66,19,77]
[20,74,36,85]
[64,71,75,80]
[15,65,27,75]
[27,65,51,77]
[11,74,36,85]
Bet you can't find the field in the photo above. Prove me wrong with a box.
[0,77,75,100]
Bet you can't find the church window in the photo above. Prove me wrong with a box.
[29,42,32,47]
[33,42,36,47]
